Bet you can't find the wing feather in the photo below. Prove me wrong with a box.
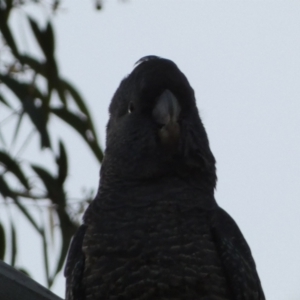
[210,208,265,300]
[65,225,86,300]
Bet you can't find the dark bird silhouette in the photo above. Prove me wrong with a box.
[65,56,265,300]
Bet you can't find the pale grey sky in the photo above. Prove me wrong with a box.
[3,1,300,299]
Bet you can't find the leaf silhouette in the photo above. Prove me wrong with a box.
[61,79,101,151]
[10,221,17,266]
[19,55,47,77]
[31,164,65,207]
[56,141,68,186]
[0,74,51,148]
[0,150,30,189]
[0,7,19,57]
[0,176,14,199]
[51,107,103,162]
[0,93,11,108]
[28,18,55,61]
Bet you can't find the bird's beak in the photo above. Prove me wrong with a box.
[152,89,181,146]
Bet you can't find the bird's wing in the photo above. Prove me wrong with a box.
[210,207,265,300]
[64,225,86,300]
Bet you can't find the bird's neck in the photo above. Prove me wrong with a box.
[95,174,217,211]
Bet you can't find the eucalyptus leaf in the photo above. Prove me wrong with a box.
[0,74,51,148]
[0,150,29,189]
[0,93,11,108]
[56,141,67,186]
[51,107,103,162]
[0,11,19,57]
[10,221,16,267]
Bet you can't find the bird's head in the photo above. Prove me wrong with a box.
[102,56,216,190]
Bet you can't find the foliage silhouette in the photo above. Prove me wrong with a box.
[0,0,103,288]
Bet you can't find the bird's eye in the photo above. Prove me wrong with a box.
[128,102,134,114]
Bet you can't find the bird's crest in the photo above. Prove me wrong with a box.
[134,55,162,68]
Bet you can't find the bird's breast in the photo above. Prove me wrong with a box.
[83,196,232,300]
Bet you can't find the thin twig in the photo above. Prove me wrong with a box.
[15,129,35,157]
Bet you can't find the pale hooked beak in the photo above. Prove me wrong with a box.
[152,89,181,146]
